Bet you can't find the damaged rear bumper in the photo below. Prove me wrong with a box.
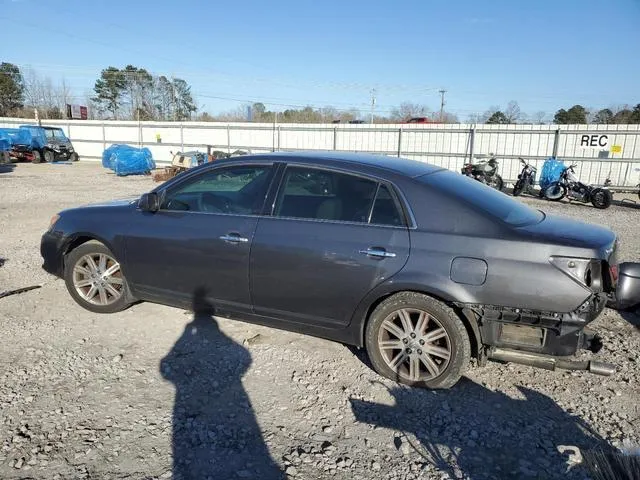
[608,262,640,310]
[458,291,618,375]
[461,291,607,358]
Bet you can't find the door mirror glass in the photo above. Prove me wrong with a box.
[139,192,160,212]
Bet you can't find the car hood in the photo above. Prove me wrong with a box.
[516,213,616,255]
[71,196,140,210]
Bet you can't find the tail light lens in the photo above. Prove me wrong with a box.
[609,264,618,285]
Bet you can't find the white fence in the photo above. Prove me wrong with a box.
[2,117,639,188]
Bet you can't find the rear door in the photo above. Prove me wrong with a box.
[250,165,410,328]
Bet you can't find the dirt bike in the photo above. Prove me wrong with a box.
[512,157,537,196]
[543,164,612,209]
[461,154,504,191]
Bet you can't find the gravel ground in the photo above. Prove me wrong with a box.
[0,162,639,480]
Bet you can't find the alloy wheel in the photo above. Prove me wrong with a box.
[377,308,452,382]
[72,253,123,306]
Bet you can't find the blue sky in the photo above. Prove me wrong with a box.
[2,0,639,120]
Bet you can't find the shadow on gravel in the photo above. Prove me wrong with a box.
[351,378,607,479]
[160,288,284,479]
[619,308,640,331]
[0,163,15,174]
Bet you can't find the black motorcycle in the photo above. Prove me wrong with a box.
[461,155,503,191]
[543,164,612,209]
[512,157,537,196]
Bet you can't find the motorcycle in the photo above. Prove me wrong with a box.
[461,154,504,191]
[512,157,537,196]
[543,164,612,209]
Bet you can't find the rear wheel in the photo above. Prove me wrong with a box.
[365,292,471,389]
[64,241,131,313]
[591,188,612,209]
[43,150,55,163]
[32,150,43,164]
[544,182,567,201]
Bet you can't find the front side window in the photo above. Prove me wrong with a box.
[274,166,404,226]
[161,165,271,215]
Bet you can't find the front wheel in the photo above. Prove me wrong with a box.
[70,152,79,162]
[512,179,524,196]
[488,174,503,191]
[365,292,471,389]
[591,188,612,209]
[43,150,55,163]
[544,182,567,201]
[64,240,131,313]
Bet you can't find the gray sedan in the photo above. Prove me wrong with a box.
[41,152,640,388]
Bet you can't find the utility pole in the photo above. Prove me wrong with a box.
[370,88,376,124]
[439,89,446,122]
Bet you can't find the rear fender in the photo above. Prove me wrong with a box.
[347,280,478,348]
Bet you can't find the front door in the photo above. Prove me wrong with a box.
[125,163,274,314]
[250,165,410,327]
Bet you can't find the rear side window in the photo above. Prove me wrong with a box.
[275,167,376,223]
[274,166,405,226]
[420,170,544,227]
[370,185,404,226]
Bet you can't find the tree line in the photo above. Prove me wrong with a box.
[1,62,638,124]
[478,101,640,125]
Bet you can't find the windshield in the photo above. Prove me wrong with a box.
[420,170,544,227]
[44,128,67,140]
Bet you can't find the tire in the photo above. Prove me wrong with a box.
[512,179,524,196]
[591,188,612,209]
[64,240,131,314]
[365,292,471,389]
[544,182,567,201]
[69,152,79,162]
[32,150,43,164]
[43,150,55,163]
[489,174,503,191]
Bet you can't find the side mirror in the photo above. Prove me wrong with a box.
[138,192,160,212]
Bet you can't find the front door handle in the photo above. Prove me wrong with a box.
[359,247,396,258]
[220,233,249,243]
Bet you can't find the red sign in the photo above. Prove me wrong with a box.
[66,104,88,120]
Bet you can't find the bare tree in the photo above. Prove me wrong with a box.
[532,111,546,124]
[504,101,521,123]
[391,102,430,121]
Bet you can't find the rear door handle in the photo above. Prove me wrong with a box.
[359,247,396,258]
[220,233,249,243]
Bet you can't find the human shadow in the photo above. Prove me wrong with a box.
[351,378,609,480]
[160,288,284,479]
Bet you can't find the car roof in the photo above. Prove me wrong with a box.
[219,151,443,178]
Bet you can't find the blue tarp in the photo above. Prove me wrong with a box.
[18,125,47,149]
[0,128,32,147]
[0,139,9,152]
[540,158,566,190]
[102,144,155,176]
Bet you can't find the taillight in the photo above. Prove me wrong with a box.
[609,264,618,285]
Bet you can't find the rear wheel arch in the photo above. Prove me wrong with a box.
[357,287,482,359]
